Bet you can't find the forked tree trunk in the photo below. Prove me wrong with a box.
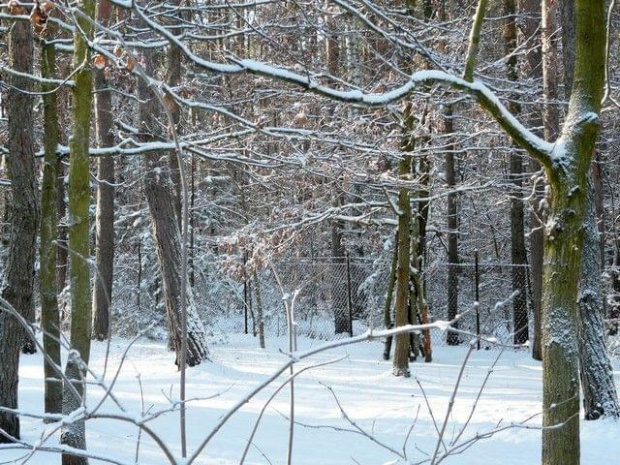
[540,2,606,462]
[0,16,39,441]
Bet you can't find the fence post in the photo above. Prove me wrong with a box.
[475,249,480,350]
[137,240,142,314]
[346,252,353,337]
[243,252,248,334]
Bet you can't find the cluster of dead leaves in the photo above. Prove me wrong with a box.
[6,0,54,35]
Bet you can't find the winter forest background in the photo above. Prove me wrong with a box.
[0,0,619,464]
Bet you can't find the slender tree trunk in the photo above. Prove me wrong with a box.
[253,270,265,349]
[542,0,560,142]
[40,37,62,417]
[520,0,544,360]
[57,162,68,292]
[537,0,562,363]
[392,103,414,377]
[0,16,39,441]
[325,9,348,334]
[138,52,209,367]
[382,235,398,360]
[504,0,528,345]
[92,0,116,341]
[445,106,459,345]
[61,2,96,463]
[166,2,183,227]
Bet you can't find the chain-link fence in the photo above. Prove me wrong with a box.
[194,255,531,347]
[197,256,385,340]
[426,260,531,347]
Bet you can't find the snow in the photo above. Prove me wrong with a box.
[6,334,620,464]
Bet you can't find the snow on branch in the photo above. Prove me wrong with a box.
[101,0,554,168]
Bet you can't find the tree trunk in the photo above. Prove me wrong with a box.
[331,205,348,334]
[578,182,620,420]
[382,234,398,360]
[445,105,459,345]
[253,270,265,349]
[138,52,209,367]
[57,162,69,292]
[540,2,606,462]
[0,16,39,441]
[542,0,560,142]
[560,0,575,97]
[325,9,348,335]
[61,2,96,462]
[504,0,528,345]
[392,103,414,377]
[40,37,62,417]
[559,0,619,423]
[166,2,183,228]
[91,0,116,341]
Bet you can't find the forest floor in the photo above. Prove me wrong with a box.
[8,331,620,464]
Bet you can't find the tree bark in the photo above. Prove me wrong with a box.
[91,0,116,341]
[504,0,528,345]
[138,52,209,367]
[444,105,459,345]
[540,2,606,462]
[166,0,183,228]
[40,37,62,417]
[61,1,96,462]
[519,0,544,360]
[392,103,414,377]
[578,182,620,420]
[0,16,39,441]
[559,0,619,422]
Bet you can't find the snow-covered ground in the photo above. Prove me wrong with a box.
[6,333,620,464]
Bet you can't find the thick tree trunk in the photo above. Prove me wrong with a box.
[0,17,38,440]
[541,2,606,462]
[138,52,209,367]
[40,38,62,416]
[578,182,620,420]
[61,2,96,463]
[92,0,116,341]
[541,177,585,465]
[558,0,619,422]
